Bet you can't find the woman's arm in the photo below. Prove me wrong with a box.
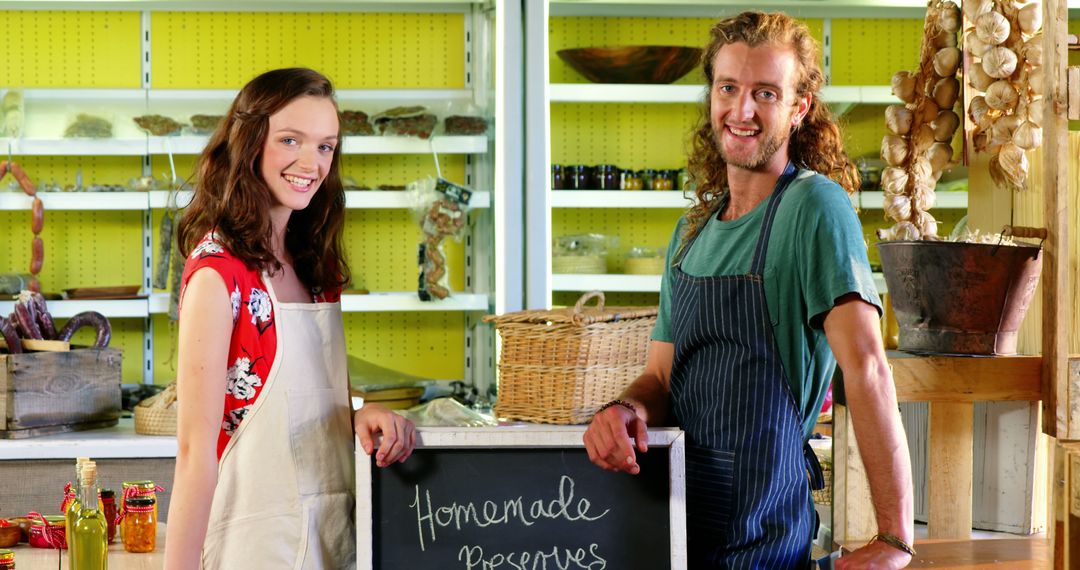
[164,268,232,570]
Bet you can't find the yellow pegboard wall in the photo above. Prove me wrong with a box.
[553,208,682,273]
[342,209,465,293]
[5,156,143,188]
[830,19,924,85]
[552,103,698,170]
[150,12,465,89]
[0,11,141,87]
[839,104,890,159]
[343,312,465,380]
[0,210,142,292]
[340,155,466,190]
[550,17,823,85]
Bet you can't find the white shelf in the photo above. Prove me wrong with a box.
[552,190,691,208]
[550,84,894,105]
[148,292,489,314]
[1,137,149,156]
[858,191,967,210]
[0,299,150,319]
[0,192,149,210]
[0,418,176,460]
[552,273,661,293]
[145,190,490,209]
[341,135,488,154]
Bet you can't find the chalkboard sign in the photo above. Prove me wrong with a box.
[357,426,686,570]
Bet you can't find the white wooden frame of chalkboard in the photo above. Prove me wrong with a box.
[356,425,687,570]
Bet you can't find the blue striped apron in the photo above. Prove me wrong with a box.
[670,164,824,568]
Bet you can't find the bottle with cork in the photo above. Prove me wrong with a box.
[70,460,107,570]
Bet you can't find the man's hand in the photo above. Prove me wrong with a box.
[835,540,912,569]
[355,403,416,467]
[583,403,649,474]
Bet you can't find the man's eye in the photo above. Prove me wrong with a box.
[717,85,735,94]
[758,90,777,101]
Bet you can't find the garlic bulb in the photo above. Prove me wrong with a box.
[885,105,914,135]
[1018,3,1042,35]
[983,47,1018,79]
[881,167,909,195]
[967,33,992,58]
[984,80,1019,110]
[926,142,953,173]
[884,194,913,222]
[1029,66,1045,95]
[975,11,1011,46]
[910,156,934,184]
[967,62,996,92]
[969,96,992,129]
[894,221,923,241]
[881,134,909,167]
[913,182,937,212]
[891,71,917,103]
[933,76,960,109]
[917,211,939,237]
[994,142,1030,190]
[916,98,940,125]
[963,0,994,23]
[1012,120,1042,150]
[931,110,960,142]
[990,114,1022,144]
[1023,35,1043,67]
[973,129,1001,154]
[1026,98,1044,124]
[933,47,961,76]
[911,124,937,155]
[938,2,961,33]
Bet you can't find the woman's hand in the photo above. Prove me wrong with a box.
[354,403,416,467]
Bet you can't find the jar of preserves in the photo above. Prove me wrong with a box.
[551,164,565,190]
[653,170,675,191]
[620,170,643,190]
[595,164,619,190]
[638,169,657,190]
[567,165,591,190]
[119,480,160,541]
[28,515,66,549]
[100,489,117,543]
[122,497,156,553]
[0,549,14,570]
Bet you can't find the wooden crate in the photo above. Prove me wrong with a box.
[0,347,122,438]
[1054,441,1080,569]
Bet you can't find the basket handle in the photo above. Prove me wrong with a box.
[1002,225,1047,240]
[574,291,606,313]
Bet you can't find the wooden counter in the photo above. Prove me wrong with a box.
[6,522,165,569]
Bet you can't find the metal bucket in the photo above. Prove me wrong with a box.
[876,239,1042,356]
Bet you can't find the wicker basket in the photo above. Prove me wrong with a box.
[134,382,178,436]
[483,291,657,424]
[552,254,607,274]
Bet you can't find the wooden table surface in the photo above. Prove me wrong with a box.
[6,522,165,569]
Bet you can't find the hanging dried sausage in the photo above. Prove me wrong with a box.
[31,197,43,235]
[10,162,35,197]
[30,237,43,275]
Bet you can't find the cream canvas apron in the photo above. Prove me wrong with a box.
[201,278,356,569]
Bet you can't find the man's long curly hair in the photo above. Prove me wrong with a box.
[679,12,859,254]
[177,67,349,294]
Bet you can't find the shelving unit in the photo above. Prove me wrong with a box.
[0,3,511,394]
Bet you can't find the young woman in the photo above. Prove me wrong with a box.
[164,68,416,569]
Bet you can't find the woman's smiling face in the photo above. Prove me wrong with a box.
[260,95,340,216]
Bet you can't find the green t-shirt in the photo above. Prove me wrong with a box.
[651,169,882,439]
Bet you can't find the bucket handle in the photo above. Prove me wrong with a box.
[998,225,1047,253]
[574,291,606,313]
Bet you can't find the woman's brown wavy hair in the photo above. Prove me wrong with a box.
[177,67,349,294]
[680,11,859,254]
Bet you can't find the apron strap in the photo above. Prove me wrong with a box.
[804,441,826,491]
[749,161,799,277]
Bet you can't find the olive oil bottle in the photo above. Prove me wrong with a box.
[65,457,90,563]
[70,461,108,569]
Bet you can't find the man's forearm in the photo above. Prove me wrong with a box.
[844,359,915,543]
[620,373,670,426]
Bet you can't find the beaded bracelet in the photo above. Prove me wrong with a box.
[869,533,916,556]
[597,399,637,415]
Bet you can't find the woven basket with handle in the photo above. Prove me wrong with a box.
[134,381,177,436]
[482,291,657,424]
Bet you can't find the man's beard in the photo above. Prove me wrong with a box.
[713,122,790,171]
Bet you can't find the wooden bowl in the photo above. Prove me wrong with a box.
[556,46,703,84]
[0,524,21,547]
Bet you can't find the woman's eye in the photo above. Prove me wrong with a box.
[319,143,336,152]
[281,137,297,145]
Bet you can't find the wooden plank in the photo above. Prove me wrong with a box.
[831,404,877,542]
[889,354,1042,402]
[1042,0,1070,439]
[903,538,1051,569]
[0,418,118,439]
[1068,67,1080,121]
[928,402,973,539]
[0,348,121,432]
[0,338,71,352]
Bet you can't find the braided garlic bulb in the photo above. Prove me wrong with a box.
[878,0,962,241]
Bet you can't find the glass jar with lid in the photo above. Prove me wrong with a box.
[121,497,156,553]
[0,549,13,570]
